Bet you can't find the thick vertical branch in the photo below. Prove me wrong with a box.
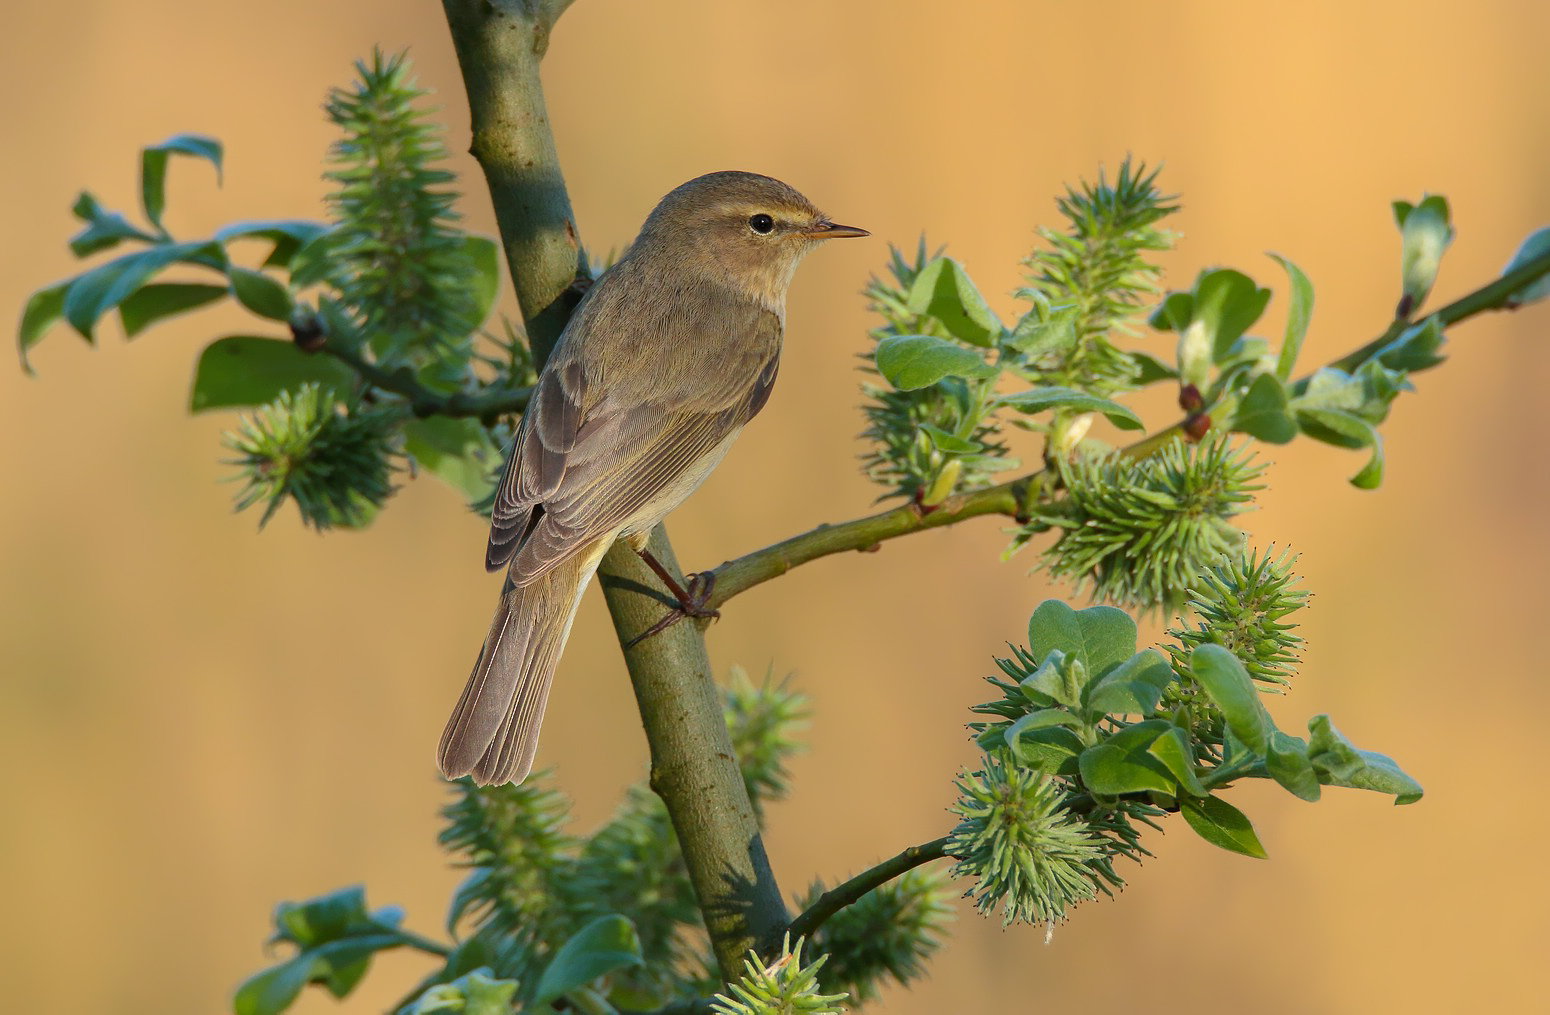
[440,0,789,978]
[598,530,790,966]
[442,0,586,365]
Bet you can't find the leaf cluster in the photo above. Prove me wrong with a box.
[859,162,1171,508]
[950,555,1422,927]
[17,51,524,530]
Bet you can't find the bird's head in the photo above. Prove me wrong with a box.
[635,171,868,309]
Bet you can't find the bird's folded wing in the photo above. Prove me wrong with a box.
[486,313,781,583]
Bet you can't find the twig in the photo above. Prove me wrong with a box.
[322,337,532,418]
[786,837,953,941]
[703,248,1550,610]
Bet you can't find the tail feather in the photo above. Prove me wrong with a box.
[439,539,606,785]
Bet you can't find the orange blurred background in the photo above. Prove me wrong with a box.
[3,2,1547,1012]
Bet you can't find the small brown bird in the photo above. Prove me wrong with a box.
[438,171,867,785]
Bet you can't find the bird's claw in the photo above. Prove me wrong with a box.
[626,571,719,648]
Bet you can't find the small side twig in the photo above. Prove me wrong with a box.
[322,336,532,418]
[786,836,953,941]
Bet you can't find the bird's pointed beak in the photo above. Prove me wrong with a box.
[802,220,870,240]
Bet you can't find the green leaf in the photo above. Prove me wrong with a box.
[404,417,501,502]
[1004,303,1079,357]
[228,267,294,322]
[1129,351,1178,384]
[1503,226,1550,306]
[274,885,376,946]
[1231,372,1299,443]
[1190,644,1272,754]
[1180,795,1268,858]
[917,422,982,453]
[464,235,502,326]
[189,336,355,413]
[532,915,643,1005]
[68,191,156,257]
[119,283,229,337]
[141,133,223,230]
[1295,408,1384,489]
[1028,600,1138,679]
[1376,318,1447,372]
[875,333,997,390]
[215,219,330,269]
[402,971,520,1015]
[1021,651,1086,708]
[1147,291,1194,333]
[234,953,319,1015]
[993,386,1144,430]
[1148,726,1207,797]
[906,256,1001,346]
[1079,732,1176,797]
[1266,731,1321,802]
[1005,715,1085,774]
[17,281,72,371]
[61,241,226,339]
[1269,254,1314,380]
[1193,269,1271,363]
[1394,194,1453,315]
[1084,648,1174,716]
[1306,715,1423,804]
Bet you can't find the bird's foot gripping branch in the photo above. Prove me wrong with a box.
[17,43,1550,1015]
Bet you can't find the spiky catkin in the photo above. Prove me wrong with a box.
[1018,433,1264,613]
[224,382,397,530]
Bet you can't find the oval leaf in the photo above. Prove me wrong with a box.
[229,267,295,322]
[1078,741,1175,796]
[1180,795,1268,858]
[1268,253,1314,380]
[189,336,355,413]
[1266,730,1321,802]
[1085,648,1175,716]
[906,256,1001,346]
[61,241,226,339]
[875,333,997,390]
[532,915,643,1005]
[141,133,224,230]
[1190,644,1272,754]
[119,283,229,337]
[1148,726,1208,797]
[1193,269,1272,363]
[1028,600,1138,678]
[1231,372,1299,444]
[18,281,71,370]
[994,386,1144,431]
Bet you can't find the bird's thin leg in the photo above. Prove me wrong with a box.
[626,548,720,648]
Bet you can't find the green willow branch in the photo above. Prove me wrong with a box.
[320,335,532,418]
[1330,245,1550,373]
[786,837,952,942]
[702,247,1550,611]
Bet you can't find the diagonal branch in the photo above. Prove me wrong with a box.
[786,836,953,941]
[701,248,1550,612]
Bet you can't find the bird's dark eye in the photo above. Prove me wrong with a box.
[747,213,775,234]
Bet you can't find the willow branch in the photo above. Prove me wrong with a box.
[786,836,953,941]
[441,0,788,979]
[442,0,587,367]
[703,249,1550,611]
[322,336,532,417]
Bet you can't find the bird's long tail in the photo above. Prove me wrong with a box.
[438,539,608,785]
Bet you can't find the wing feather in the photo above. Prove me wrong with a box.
[488,292,783,584]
